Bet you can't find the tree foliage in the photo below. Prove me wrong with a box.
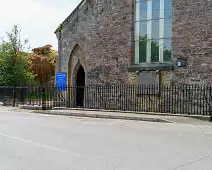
[29,44,57,85]
[0,25,58,86]
[0,25,36,86]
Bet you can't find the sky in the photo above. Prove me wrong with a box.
[0,0,82,51]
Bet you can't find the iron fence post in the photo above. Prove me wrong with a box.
[1,83,212,117]
[20,85,26,105]
[42,86,46,110]
[13,86,16,107]
[3,86,6,105]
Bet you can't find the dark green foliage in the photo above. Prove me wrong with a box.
[26,90,54,100]
[0,25,36,86]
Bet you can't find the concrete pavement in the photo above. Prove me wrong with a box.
[39,109,212,125]
[17,104,212,125]
[0,106,212,170]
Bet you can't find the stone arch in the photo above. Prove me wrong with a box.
[68,44,86,107]
[68,44,86,87]
[69,42,84,55]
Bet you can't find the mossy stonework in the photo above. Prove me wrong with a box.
[55,0,212,86]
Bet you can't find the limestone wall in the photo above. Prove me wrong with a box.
[168,0,212,84]
[57,0,134,85]
[56,0,212,85]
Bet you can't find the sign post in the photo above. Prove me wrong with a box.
[56,73,67,91]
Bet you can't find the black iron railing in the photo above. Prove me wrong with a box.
[0,84,212,116]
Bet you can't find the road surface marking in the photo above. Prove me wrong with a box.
[0,132,79,155]
[171,154,211,170]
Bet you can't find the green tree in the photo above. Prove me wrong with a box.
[0,25,36,86]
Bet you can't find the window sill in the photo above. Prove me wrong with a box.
[128,63,175,72]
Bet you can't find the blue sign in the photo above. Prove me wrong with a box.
[56,73,67,91]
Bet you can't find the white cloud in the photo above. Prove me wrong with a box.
[0,0,82,51]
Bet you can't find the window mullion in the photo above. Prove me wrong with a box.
[159,0,165,62]
[146,0,152,63]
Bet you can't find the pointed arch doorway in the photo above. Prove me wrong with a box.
[76,65,85,107]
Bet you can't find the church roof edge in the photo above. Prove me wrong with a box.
[54,0,87,34]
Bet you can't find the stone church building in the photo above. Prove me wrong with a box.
[55,0,212,87]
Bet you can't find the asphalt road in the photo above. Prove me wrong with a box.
[0,107,212,170]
